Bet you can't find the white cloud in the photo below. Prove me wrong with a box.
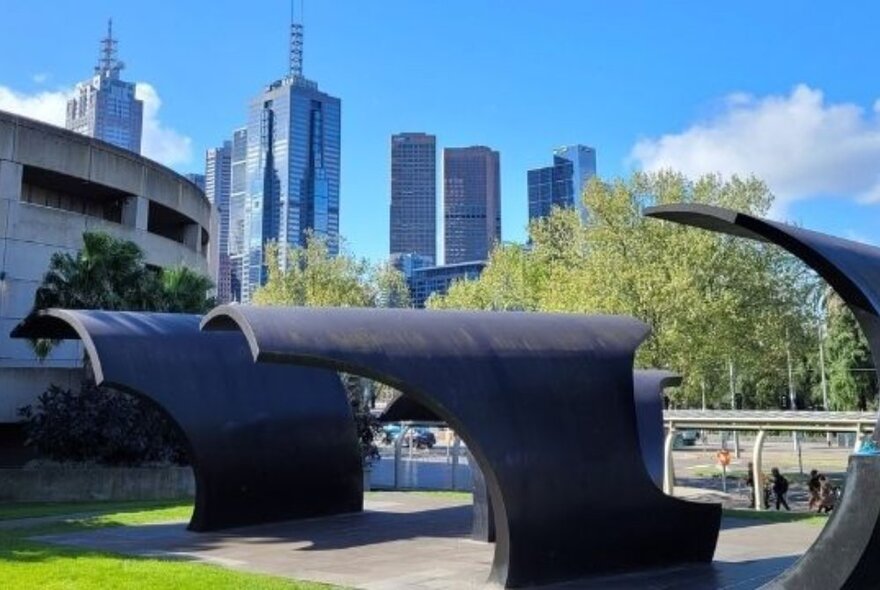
[630,84,880,213]
[134,82,192,167]
[31,73,50,84]
[0,82,192,168]
[0,86,69,126]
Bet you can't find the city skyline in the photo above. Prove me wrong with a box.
[4,1,880,261]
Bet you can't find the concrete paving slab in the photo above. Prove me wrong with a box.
[34,492,822,589]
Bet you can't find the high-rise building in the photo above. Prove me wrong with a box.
[390,133,436,264]
[527,144,596,222]
[185,173,206,191]
[241,12,341,301]
[229,128,248,302]
[443,146,501,264]
[206,142,232,303]
[66,20,143,153]
[408,261,486,308]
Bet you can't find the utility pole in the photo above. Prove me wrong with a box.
[786,330,803,473]
[818,321,831,446]
[728,359,740,457]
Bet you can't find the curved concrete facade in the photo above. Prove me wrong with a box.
[0,109,214,426]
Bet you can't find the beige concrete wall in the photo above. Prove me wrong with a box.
[0,109,214,423]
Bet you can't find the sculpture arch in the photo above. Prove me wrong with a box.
[203,305,720,588]
[11,309,363,531]
[645,203,880,589]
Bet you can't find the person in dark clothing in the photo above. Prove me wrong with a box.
[808,469,821,510]
[771,467,790,511]
[745,462,756,506]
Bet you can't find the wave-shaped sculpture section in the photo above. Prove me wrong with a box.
[202,305,720,588]
[11,309,363,532]
[645,203,880,589]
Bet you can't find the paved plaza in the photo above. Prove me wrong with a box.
[34,491,823,589]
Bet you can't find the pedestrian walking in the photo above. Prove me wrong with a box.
[770,467,790,511]
[808,469,821,510]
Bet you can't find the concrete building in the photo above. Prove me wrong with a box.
[65,20,143,154]
[408,261,487,308]
[527,144,596,222]
[228,128,247,302]
[443,146,500,264]
[0,110,214,462]
[241,14,340,302]
[390,133,436,264]
[205,142,232,303]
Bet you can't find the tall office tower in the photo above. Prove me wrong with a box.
[390,133,436,265]
[206,142,232,303]
[443,146,501,264]
[229,128,248,302]
[185,173,206,191]
[242,10,341,301]
[66,20,143,153]
[527,144,596,222]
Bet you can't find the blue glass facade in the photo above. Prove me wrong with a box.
[527,144,596,222]
[242,77,341,302]
[408,261,487,308]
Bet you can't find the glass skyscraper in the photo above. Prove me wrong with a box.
[527,144,596,222]
[206,141,232,303]
[65,20,143,154]
[390,133,436,265]
[443,146,501,264]
[229,128,248,302]
[241,18,341,302]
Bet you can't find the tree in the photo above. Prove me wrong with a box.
[430,171,822,408]
[21,231,214,465]
[30,231,215,357]
[825,291,876,410]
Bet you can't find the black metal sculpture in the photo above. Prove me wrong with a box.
[634,370,682,488]
[11,309,363,532]
[645,203,880,590]
[380,367,680,540]
[203,305,720,588]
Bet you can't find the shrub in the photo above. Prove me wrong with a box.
[18,381,188,466]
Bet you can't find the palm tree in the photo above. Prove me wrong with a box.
[29,231,213,357]
[160,266,215,313]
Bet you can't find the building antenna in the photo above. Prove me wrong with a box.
[289,0,304,78]
[96,18,122,77]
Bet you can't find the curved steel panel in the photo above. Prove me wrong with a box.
[382,368,679,533]
[634,369,681,488]
[11,309,363,532]
[203,306,721,588]
[644,203,880,589]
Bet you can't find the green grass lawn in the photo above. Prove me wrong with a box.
[0,499,342,589]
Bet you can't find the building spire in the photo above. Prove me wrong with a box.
[96,18,123,78]
[289,0,304,79]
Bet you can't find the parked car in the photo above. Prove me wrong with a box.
[676,430,699,447]
[409,428,436,449]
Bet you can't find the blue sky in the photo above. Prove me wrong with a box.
[2,1,880,260]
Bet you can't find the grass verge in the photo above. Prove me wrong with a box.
[0,499,342,589]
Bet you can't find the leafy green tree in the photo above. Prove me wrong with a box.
[21,231,214,465]
[825,292,876,410]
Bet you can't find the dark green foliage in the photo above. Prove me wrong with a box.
[18,382,188,466]
[23,230,213,464]
[826,293,876,410]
